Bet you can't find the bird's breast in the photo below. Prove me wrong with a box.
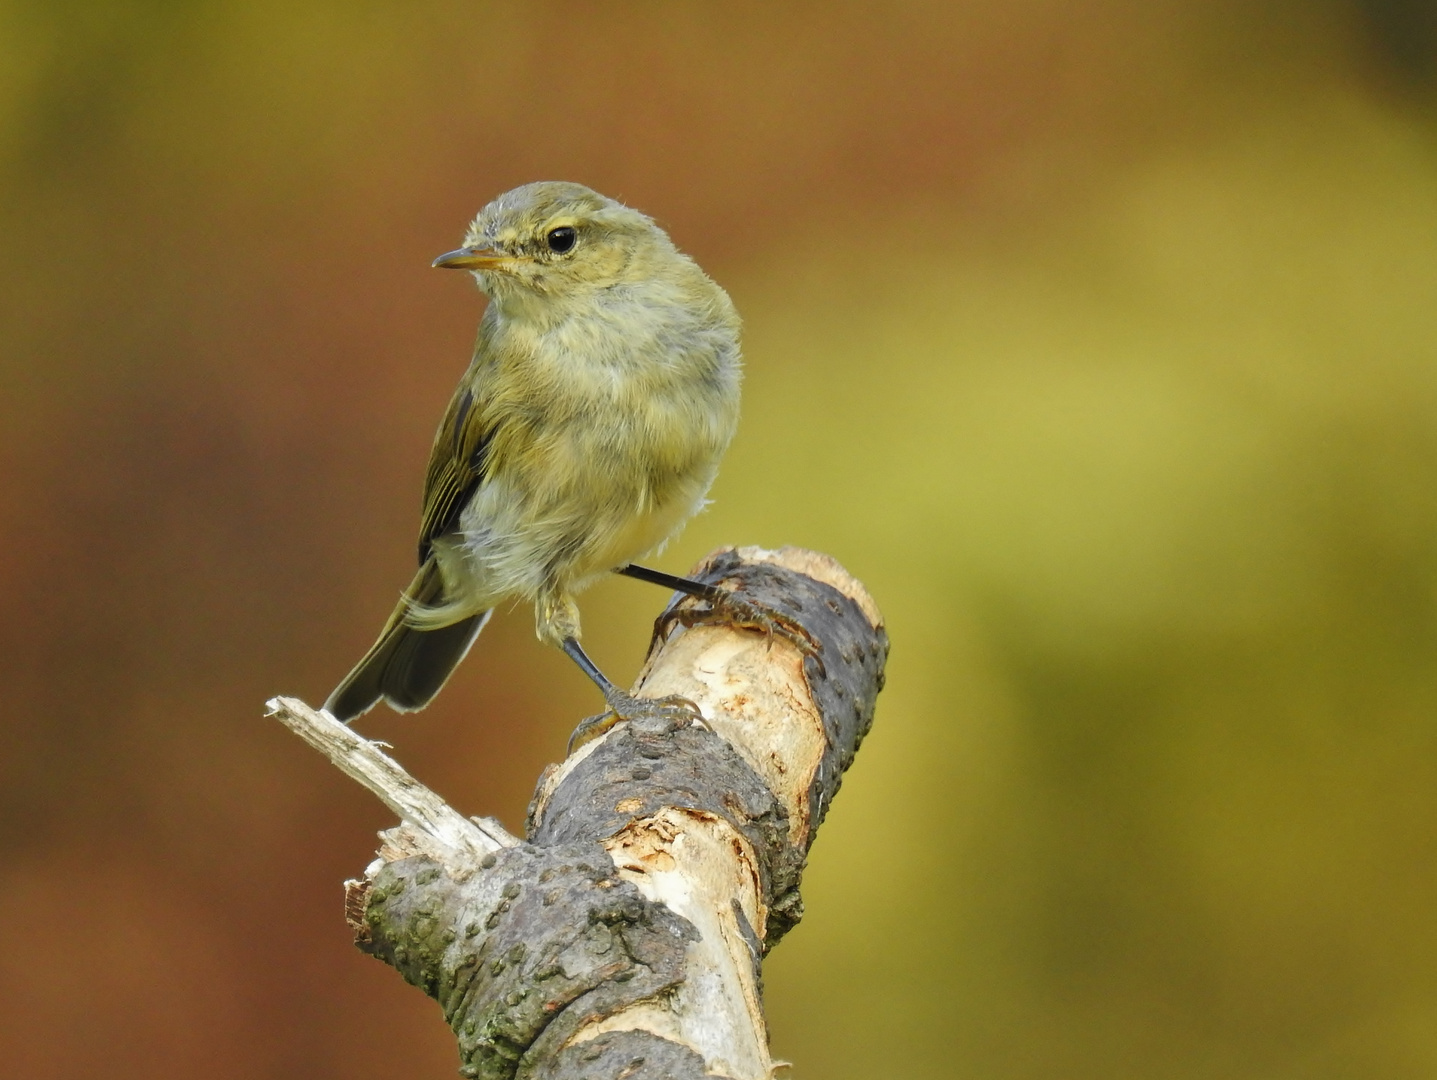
[497,299,738,486]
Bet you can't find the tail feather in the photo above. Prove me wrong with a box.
[325,562,490,721]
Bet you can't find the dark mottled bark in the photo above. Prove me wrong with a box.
[354,845,702,1079]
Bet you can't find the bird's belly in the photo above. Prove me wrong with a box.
[576,485,701,577]
[457,425,716,601]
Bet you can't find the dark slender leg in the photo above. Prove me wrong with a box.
[615,563,728,602]
[560,635,701,753]
[560,636,620,697]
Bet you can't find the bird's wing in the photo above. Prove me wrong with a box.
[417,381,492,564]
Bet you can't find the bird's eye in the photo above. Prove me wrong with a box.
[545,226,577,254]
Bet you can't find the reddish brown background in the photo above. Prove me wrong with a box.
[4,3,1437,1077]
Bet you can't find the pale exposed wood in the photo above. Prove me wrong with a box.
[265,696,518,858]
[634,625,826,847]
[585,809,770,1078]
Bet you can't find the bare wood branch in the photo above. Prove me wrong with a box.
[265,695,520,858]
[269,546,887,1080]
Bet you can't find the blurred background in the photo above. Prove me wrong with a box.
[3,1,1437,1076]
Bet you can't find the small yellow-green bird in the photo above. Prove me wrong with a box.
[326,181,746,724]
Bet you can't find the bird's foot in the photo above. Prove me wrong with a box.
[655,586,824,673]
[566,690,702,755]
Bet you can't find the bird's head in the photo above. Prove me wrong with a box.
[434,182,685,310]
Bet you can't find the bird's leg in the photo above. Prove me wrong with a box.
[560,636,702,753]
[616,563,823,667]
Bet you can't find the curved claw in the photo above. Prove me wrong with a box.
[653,587,825,676]
[566,690,703,755]
[567,710,621,755]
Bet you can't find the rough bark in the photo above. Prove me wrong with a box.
[268,545,887,1080]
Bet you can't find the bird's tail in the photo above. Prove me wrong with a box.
[325,560,490,722]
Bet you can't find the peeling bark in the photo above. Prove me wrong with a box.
[268,545,887,1079]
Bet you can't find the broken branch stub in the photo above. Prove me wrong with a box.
[276,545,887,1080]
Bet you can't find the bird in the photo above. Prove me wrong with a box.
[324,181,749,727]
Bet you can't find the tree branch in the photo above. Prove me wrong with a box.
[269,545,887,1080]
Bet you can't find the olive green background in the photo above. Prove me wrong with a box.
[4,3,1437,1077]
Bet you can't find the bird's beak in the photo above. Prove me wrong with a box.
[432,246,521,271]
